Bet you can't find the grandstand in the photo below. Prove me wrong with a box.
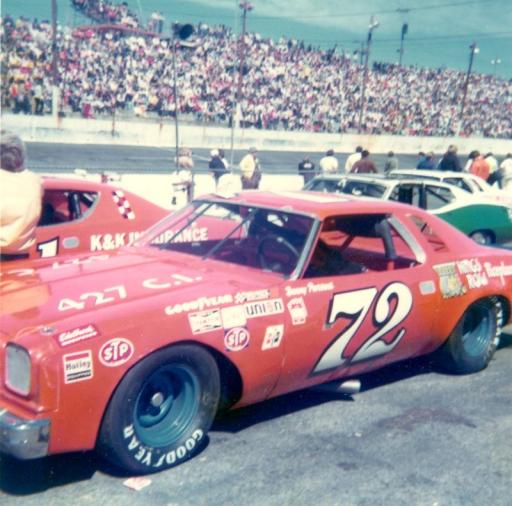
[1,1,511,140]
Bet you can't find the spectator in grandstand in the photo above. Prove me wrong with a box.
[345,146,363,172]
[351,150,378,174]
[417,151,436,170]
[239,147,261,190]
[438,145,462,172]
[468,151,490,181]
[484,152,500,186]
[500,154,512,191]
[209,149,228,187]
[319,149,339,174]
[0,130,43,260]
[383,151,399,173]
[298,156,316,183]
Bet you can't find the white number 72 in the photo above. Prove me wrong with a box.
[313,282,413,374]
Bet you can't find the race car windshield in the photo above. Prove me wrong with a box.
[147,201,315,276]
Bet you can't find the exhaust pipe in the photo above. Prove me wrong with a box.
[313,379,361,395]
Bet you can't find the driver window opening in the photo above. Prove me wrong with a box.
[304,214,419,278]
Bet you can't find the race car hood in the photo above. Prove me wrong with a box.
[0,247,278,338]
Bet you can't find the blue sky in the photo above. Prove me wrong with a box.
[3,0,511,77]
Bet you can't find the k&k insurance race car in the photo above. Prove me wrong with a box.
[1,191,511,474]
[32,176,168,259]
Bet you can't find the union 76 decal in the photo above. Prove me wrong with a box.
[313,282,413,374]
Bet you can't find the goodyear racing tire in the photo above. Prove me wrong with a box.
[437,299,499,374]
[97,344,220,474]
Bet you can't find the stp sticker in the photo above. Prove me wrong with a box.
[99,338,134,367]
[262,324,285,350]
[224,327,250,352]
[63,350,94,384]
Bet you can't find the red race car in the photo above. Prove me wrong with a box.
[31,175,168,259]
[1,191,511,474]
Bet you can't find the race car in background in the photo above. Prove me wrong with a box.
[32,176,168,259]
[304,174,512,245]
[1,191,511,474]
[388,169,512,208]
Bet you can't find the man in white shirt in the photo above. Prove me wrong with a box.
[344,146,363,172]
[319,149,339,174]
[0,130,43,259]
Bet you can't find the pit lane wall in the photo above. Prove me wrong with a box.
[3,113,511,155]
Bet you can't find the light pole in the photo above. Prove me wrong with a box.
[229,1,253,166]
[358,16,379,134]
[459,42,479,124]
[491,58,501,77]
[51,0,60,123]
[396,8,410,66]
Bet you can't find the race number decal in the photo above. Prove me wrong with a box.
[37,237,59,258]
[313,282,413,374]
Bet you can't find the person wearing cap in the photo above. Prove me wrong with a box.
[319,149,339,174]
[239,147,262,189]
[208,148,227,187]
[0,130,43,260]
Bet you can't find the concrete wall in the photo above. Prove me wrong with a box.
[3,113,511,155]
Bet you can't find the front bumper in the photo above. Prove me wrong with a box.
[0,408,50,459]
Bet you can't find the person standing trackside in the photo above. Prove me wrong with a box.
[468,151,490,181]
[417,151,436,170]
[499,153,512,191]
[0,130,43,260]
[438,145,462,172]
[383,151,399,173]
[208,149,228,188]
[319,149,339,174]
[485,152,501,187]
[345,146,362,172]
[351,150,378,174]
[298,156,316,183]
[239,147,262,190]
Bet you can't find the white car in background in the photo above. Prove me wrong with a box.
[388,169,512,207]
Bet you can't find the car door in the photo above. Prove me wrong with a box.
[272,212,441,396]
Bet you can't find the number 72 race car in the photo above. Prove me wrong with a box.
[1,191,511,474]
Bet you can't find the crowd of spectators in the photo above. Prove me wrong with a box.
[1,11,511,139]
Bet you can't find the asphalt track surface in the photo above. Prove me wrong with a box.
[25,142,421,174]
[1,142,511,505]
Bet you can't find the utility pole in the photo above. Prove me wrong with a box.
[51,0,60,123]
[229,1,253,166]
[459,42,479,123]
[396,8,410,66]
[358,16,379,134]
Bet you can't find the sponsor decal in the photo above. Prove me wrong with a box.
[224,327,250,351]
[221,305,247,329]
[56,324,99,347]
[234,289,270,304]
[457,258,488,289]
[419,280,436,295]
[245,298,284,318]
[90,231,142,252]
[287,297,308,325]
[484,261,512,286]
[63,350,93,383]
[62,237,79,249]
[433,263,466,298]
[262,324,285,350]
[153,227,208,245]
[285,281,334,297]
[99,338,134,367]
[165,294,233,315]
[189,309,223,334]
[123,424,203,468]
[58,285,127,312]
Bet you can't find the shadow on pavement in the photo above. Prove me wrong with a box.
[213,355,435,434]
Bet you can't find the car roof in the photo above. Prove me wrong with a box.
[202,190,423,220]
[391,169,467,178]
[42,175,119,192]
